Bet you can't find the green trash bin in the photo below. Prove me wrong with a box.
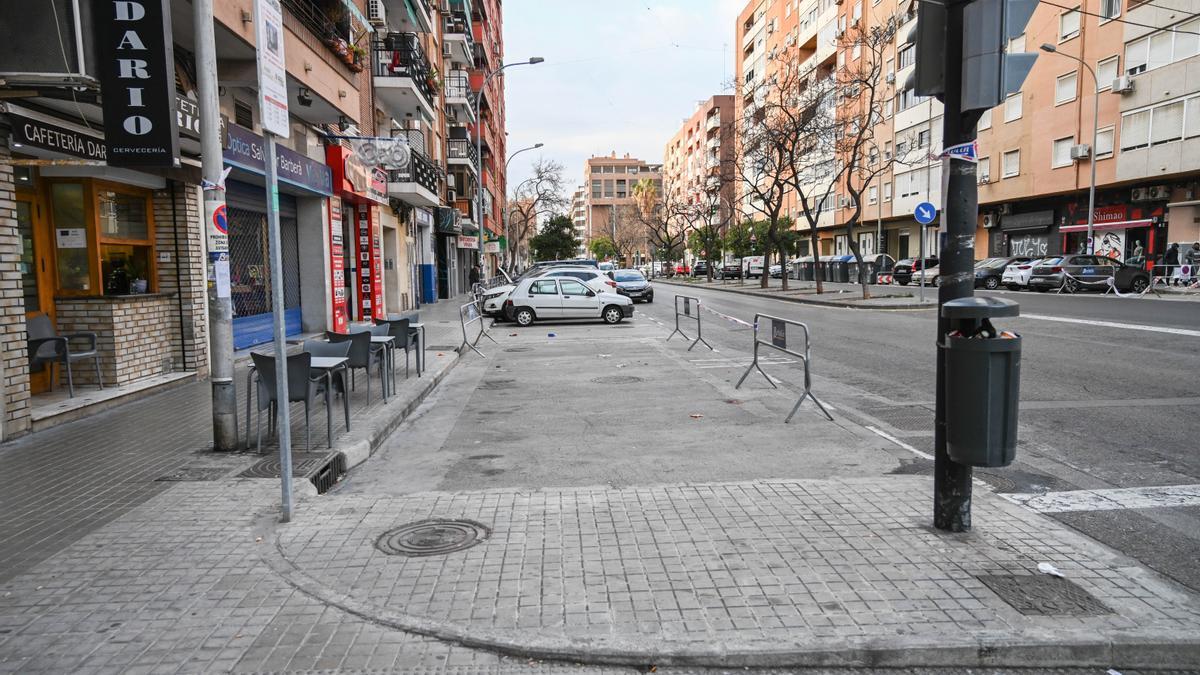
[942,297,1021,468]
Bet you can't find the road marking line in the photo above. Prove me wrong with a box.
[701,305,754,327]
[1002,484,1200,513]
[1021,313,1200,337]
[865,425,934,460]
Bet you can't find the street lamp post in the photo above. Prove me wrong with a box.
[503,142,544,272]
[1041,44,1099,255]
[475,58,543,282]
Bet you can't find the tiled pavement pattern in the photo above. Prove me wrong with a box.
[274,476,1200,664]
[0,298,471,586]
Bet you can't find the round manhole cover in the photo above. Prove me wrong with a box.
[375,519,490,557]
[590,375,643,384]
[503,347,533,352]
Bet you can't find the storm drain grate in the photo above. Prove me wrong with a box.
[871,406,935,431]
[977,574,1112,616]
[591,375,643,384]
[376,519,491,557]
[156,467,229,482]
[239,452,345,493]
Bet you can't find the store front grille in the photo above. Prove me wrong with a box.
[228,206,302,349]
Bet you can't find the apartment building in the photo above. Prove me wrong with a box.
[663,95,737,242]
[580,153,663,250]
[570,186,589,256]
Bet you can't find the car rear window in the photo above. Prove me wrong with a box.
[614,271,644,281]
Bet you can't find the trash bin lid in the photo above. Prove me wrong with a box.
[941,296,1020,319]
[839,255,855,262]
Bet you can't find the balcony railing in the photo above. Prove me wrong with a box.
[444,10,471,38]
[282,0,349,46]
[372,33,434,102]
[444,71,470,100]
[388,148,440,195]
[448,138,479,166]
[706,113,721,130]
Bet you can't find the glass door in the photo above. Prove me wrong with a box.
[16,192,54,393]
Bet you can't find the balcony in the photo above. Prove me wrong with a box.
[706,113,721,131]
[444,70,474,122]
[447,138,479,172]
[387,148,441,207]
[373,33,436,122]
[443,7,474,63]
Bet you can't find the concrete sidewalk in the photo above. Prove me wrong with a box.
[660,278,937,310]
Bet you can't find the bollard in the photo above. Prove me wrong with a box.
[735,313,833,423]
[666,295,713,352]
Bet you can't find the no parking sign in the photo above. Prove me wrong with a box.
[206,200,229,254]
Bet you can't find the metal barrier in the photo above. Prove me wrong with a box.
[735,313,833,423]
[1058,270,1159,298]
[666,295,713,352]
[459,299,496,357]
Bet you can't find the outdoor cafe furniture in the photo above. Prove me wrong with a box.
[326,330,387,405]
[26,312,103,398]
[250,351,340,452]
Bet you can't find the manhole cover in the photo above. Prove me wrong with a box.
[503,347,533,352]
[591,375,643,384]
[977,574,1111,616]
[376,519,490,557]
[239,452,333,479]
[156,467,228,482]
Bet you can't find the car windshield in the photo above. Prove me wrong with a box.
[614,271,645,282]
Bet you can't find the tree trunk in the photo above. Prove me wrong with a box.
[848,240,870,300]
[808,229,824,294]
[778,239,789,292]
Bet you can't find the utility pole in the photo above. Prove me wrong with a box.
[911,0,1037,531]
[195,0,237,451]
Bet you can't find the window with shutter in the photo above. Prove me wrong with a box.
[1097,57,1118,90]
[1148,32,1172,70]
[1096,127,1115,157]
[1175,20,1200,59]
[1151,101,1184,145]
[1185,97,1200,139]
[1003,150,1020,177]
[1055,72,1078,105]
[1120,109,1151,150]
[1004,93,1022,122]
[1125,37,1148,74]
[1052,137,1074,168]
[1059,8,1080,40]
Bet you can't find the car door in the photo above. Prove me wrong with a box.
[527,279,562,318]
[558,279,599,318]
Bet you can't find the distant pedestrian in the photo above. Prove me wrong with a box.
[1164,243,1181,285]
[468,264,481,287]
[1133,240,1144,259]
[1185,242,1200,285]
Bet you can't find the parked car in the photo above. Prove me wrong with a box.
[612,268,654,303]
[691,261,709,277]
[1028,254,1152,293]
[973,256,1033,289]
[598,261,615,274]
[769,261,794,278]
[483,266,615,316]
[893,256,938,285]
[717,261,743,279]
[674,263,691,275]
[1002,257,1058,290]
[502,277,634,326]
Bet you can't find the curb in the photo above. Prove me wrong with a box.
[255,533,1200,669]
[656,280,936,310]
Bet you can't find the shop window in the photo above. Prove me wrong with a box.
[47,180,156,297]
[50,183,91,292]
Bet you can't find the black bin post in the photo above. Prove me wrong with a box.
[942,297,1021,468]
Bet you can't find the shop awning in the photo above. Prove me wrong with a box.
[1059,219,1154,233]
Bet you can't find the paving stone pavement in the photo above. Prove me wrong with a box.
[270,476,1200,668]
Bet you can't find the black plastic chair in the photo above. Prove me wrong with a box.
[326,331,386,405]
[303,339,352,436]
[250,351,327,452]
[26,313,102,397]
[375,317,414,379]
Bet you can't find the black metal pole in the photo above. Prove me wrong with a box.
[934,0,982,532]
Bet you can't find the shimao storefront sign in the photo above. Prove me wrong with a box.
[96,0,180,166]
[254,0,290,138]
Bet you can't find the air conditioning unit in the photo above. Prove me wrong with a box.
[367,0,387,27]
[1149,184,1171,200]
[885,72,895,84]
[999,203,1012,215]
[982,213,996,228]
[1112,76,1134,94]
[447,188,457,202]
[1131,187,1149,202]
[1069,144,1091,160]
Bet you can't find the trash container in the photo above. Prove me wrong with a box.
[798,256,814,281]
[833,255,853,283]
[942,297,1022,468]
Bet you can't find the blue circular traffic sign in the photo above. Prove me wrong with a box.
[914,202,937,225]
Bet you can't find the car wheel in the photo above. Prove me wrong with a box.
[1064,278,1079,293]
[602,305,624,324]
[514,307,535,327]
[1130,276,1149,293]
[984,276,1001,290]
[932,276,942,287]
[645,295,653,303]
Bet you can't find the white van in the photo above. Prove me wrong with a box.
[743,256,766,278]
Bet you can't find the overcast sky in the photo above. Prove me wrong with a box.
[502,0,743,199]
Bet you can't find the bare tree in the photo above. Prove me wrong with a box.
[506,157,566,271]
[633,179,691,272]
[611,204,646,267]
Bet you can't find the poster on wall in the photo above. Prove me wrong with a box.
[1094,230,1125,260]
[329,203,348,332]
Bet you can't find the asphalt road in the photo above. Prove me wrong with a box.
[647,280,1200,592]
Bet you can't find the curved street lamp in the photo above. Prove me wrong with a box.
[474,58,544,277]
[502,142,545,270]
[1041,43,1099,254]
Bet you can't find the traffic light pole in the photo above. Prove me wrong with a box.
[934,0,983,532]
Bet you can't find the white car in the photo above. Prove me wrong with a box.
[503,277,633,326]
[482,267,615,316]
[1002,257,1056,290]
